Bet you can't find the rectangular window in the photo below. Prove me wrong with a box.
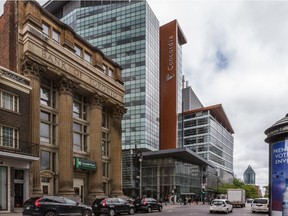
[40,82,56,108]
[84,52,92,64]
[108,68,114,78]
[102,64,108,75]
[73,95,87,120]
[102,131,109,157]
[41,151,50,170]
[0,90,19,112]
[0,126,18,148]
[42,23,49,36]
[75,45,82,57]
[102,162,109,177]
[52,30,60,43]
[40,111,56,144]
[102,111,109,128]
[73,122,87,152]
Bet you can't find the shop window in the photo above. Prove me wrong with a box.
[0,166,7,210]
[0,90,19,112]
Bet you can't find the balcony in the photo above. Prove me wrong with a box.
[0,137,39,159]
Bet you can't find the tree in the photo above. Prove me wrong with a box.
[214,178,259,199]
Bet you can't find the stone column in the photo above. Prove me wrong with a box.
[88,93,106,198]
[110,104,126,197]
[57,76,77,196]
[21,59,45,196]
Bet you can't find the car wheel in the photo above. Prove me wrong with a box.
[209,210,213,213]
[128,208,135,215]
[44,211,57,216]
[158,206,162,212]
[147,206,152,213]
[82,210,92,216]
[108,209,116,216]
[231,208,233,212]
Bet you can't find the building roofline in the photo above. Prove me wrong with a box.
[182,104,234,134]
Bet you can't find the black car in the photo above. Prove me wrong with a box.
[22,196,92,216]
[133,197,162,213]
[92,197,135,216]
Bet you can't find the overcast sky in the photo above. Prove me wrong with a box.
[1,0,287,192]
[146,0,288,192]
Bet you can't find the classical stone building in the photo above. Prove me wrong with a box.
[0,0,125,205]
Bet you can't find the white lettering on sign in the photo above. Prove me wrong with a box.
[166,35,175,81]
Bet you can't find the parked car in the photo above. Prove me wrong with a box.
[251,198,269,213]
[209,199,233,214]
[22,196,92,216]
[246,198,254,203]
[91,197,135,216]
[133,197,162,213]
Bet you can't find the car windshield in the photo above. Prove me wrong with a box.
[24,197,41,205]
[253,199,268,204]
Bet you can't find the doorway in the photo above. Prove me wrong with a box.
[14,183,23,207]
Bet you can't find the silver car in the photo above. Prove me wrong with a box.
[210,199,233,214]
[251,198,269,213]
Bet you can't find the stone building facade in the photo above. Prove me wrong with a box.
[0,0,125,205]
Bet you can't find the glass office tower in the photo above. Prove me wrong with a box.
[181,105,234,182]
[45,0,159,151]
[244,165,256,185]
[44,0,160,195]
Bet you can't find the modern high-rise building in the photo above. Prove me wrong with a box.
[44,0,160,152]
[181,85,234,182]
[44,0,160,197]
[244,165,256,185]
[159,19,187,150]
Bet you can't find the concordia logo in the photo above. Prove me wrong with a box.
[166,73,175,81]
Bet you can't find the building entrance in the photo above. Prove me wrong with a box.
[14,183,23,207]
[74,179,84,203]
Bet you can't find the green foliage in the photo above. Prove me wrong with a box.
[214,178,259,199]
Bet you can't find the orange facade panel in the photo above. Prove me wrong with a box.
[160,20,184,150]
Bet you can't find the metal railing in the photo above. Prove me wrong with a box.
[0,137,39,157]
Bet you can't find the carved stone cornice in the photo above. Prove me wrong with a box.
[113,104,127,119]
[21,57,46,80]
[57,75,78,96]
[90,93,107,109]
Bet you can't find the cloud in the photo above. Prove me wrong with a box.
[148,0,288,189]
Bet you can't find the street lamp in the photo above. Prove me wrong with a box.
[139,154,143,198]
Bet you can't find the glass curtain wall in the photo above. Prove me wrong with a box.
[59,1,160,151]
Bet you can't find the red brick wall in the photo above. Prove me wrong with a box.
[0,1,17,71]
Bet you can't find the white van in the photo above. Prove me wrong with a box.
[251,198,269,213]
